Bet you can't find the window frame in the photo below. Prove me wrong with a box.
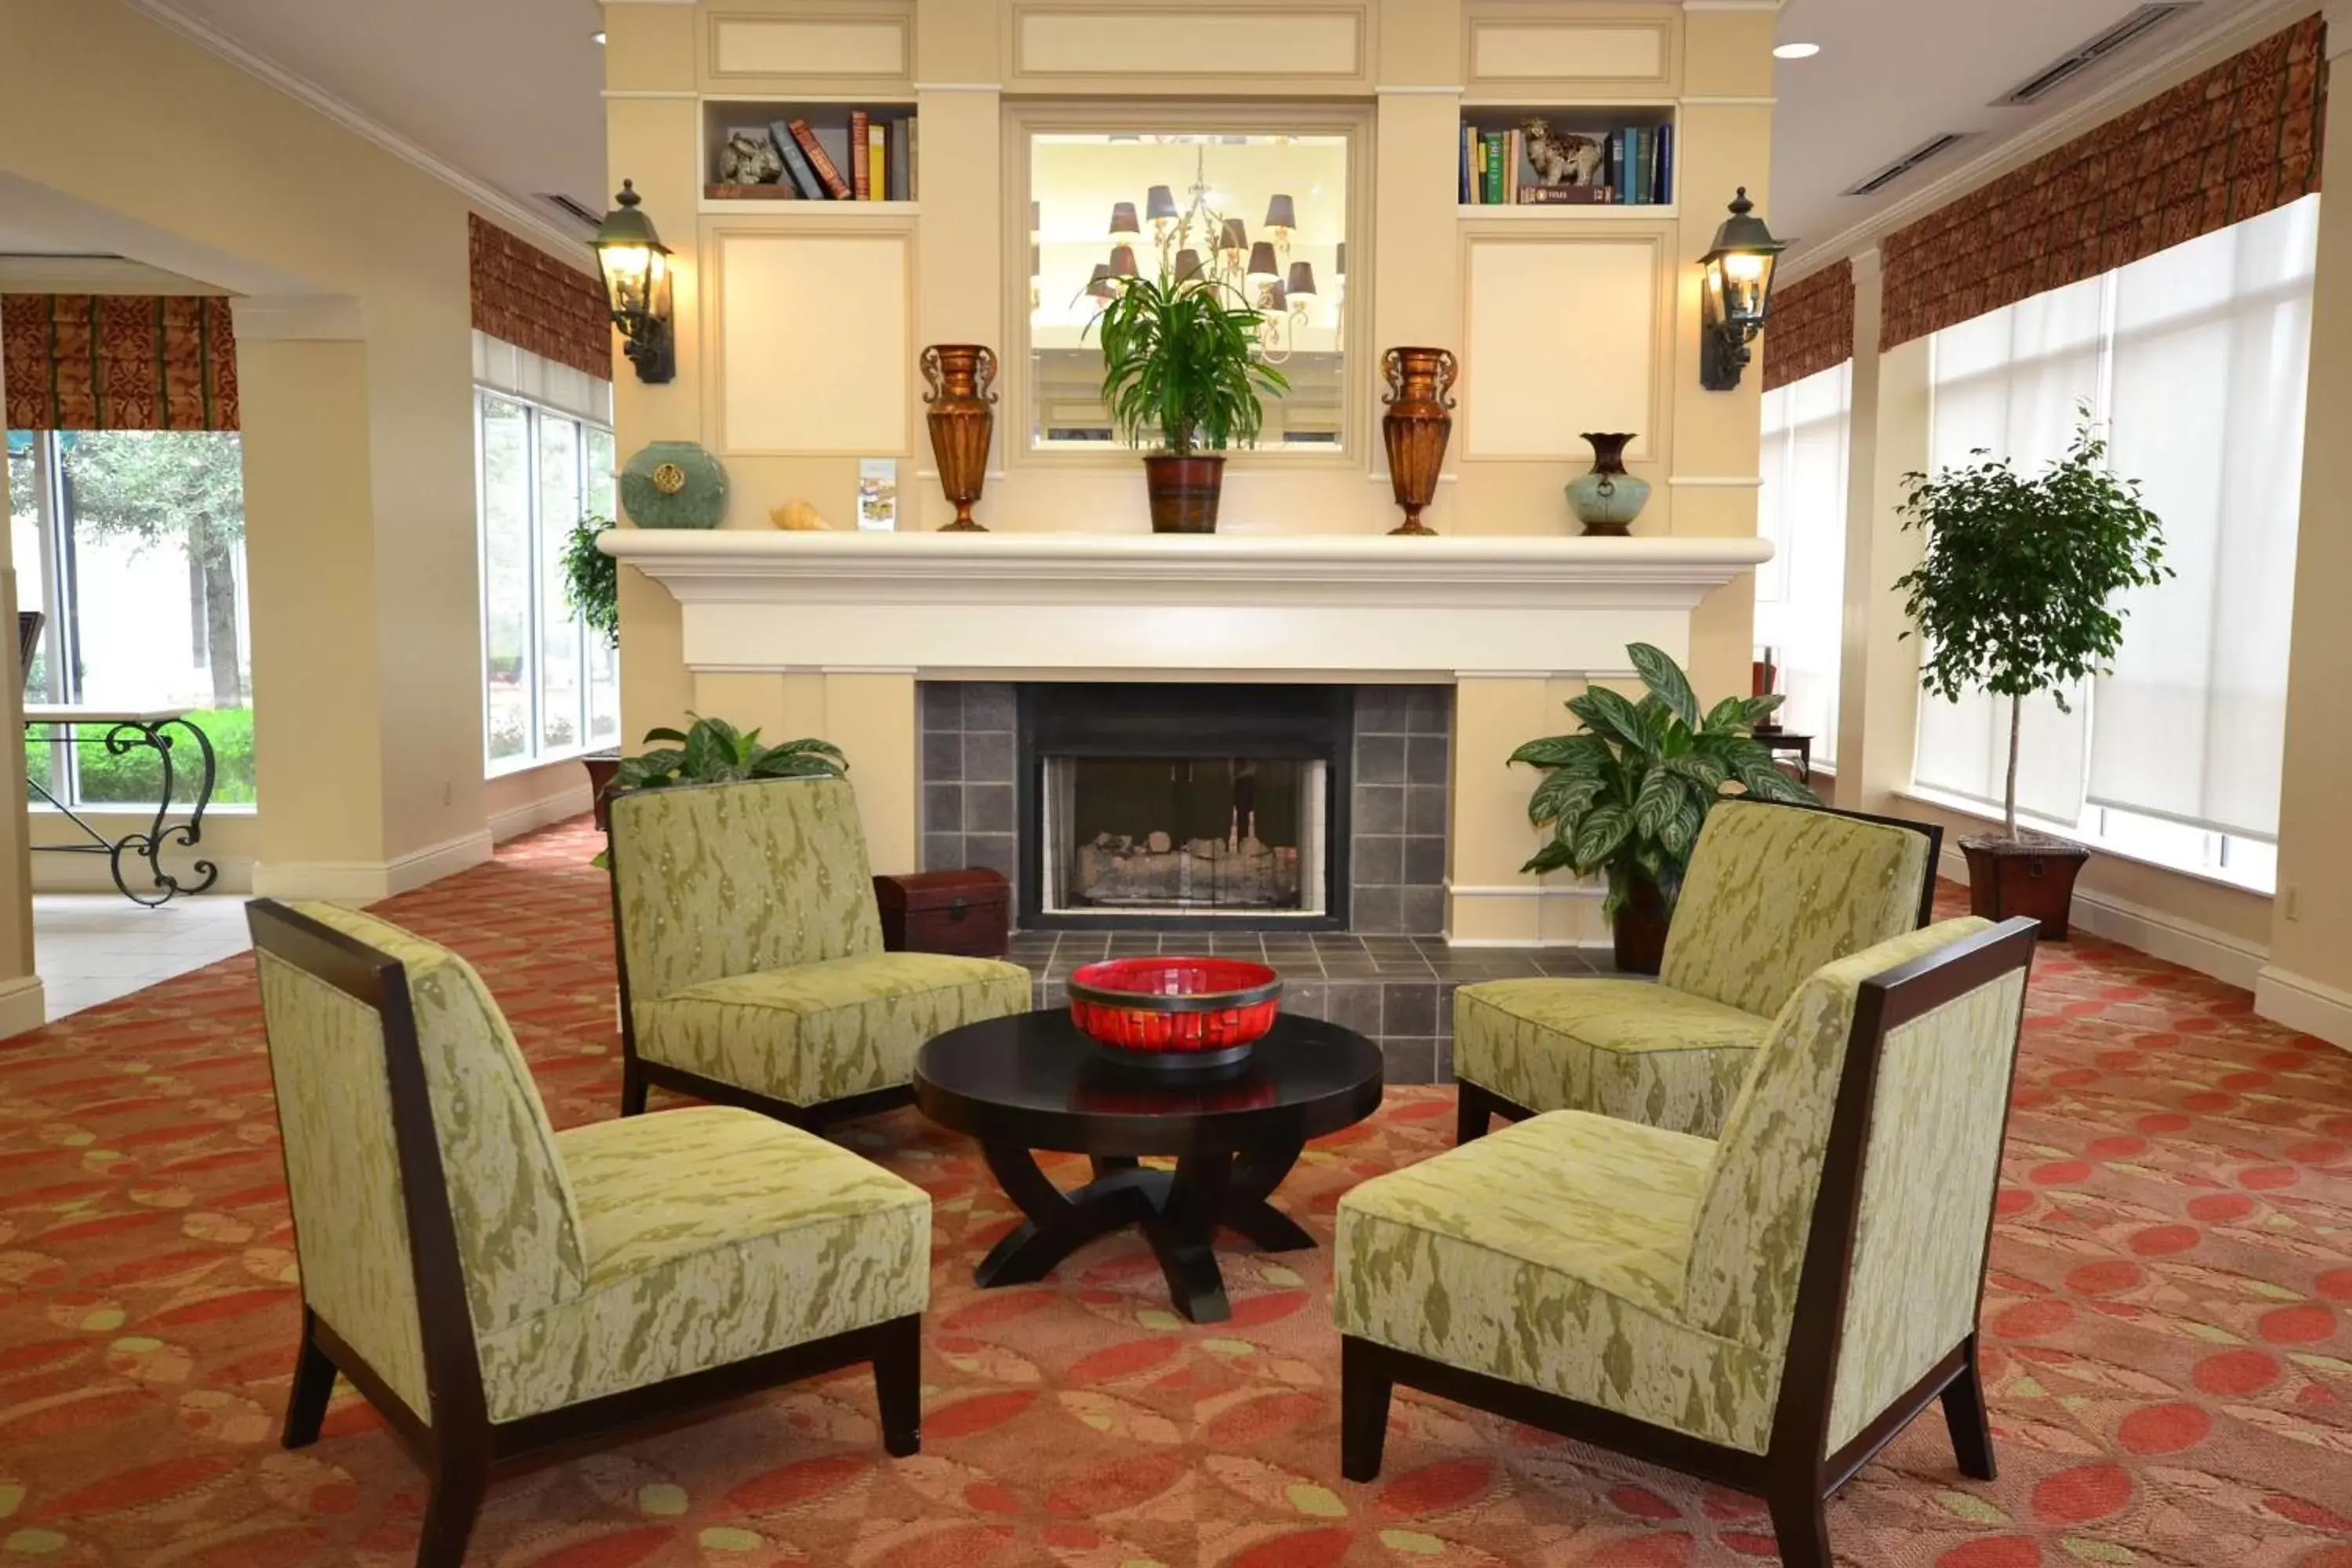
[1000,100,1374,475]
[472,387,619,779]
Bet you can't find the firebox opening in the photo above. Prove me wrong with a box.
[1042,756,1330,917]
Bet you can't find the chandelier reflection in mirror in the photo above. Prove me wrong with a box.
[1029,131,1348,448]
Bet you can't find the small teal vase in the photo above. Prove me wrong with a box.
[1564,431,1650,536]
[621,441,728,530]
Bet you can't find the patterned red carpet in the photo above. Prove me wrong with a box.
[2,818,2347,1567]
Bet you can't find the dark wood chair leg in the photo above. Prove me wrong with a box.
[1339,1337,1394,1483]
[875,1313,922,1458]
[1766,1486,1832,1568]
[1455,1083,1491,1145]
[1940,1335,1998,1481]
[416,1456,489,1568]
[281,1307,337,1450]
[619,1058,648,1116]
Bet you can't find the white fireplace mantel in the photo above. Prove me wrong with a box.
[601,531,1772,679]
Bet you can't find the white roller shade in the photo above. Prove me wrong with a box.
[1755,363,1850,765]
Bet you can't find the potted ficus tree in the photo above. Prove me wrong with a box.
[1893,414,2170,938]
[1085,263,1290,532]
[1513,642,1816,973]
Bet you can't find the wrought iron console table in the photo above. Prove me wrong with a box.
[22,706,220,906]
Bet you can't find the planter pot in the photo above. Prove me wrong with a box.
[583,752,623,833]
[1142,453,1225,533]
[1610,875,1670,975]
[920,344,997,531]
[1381,346,1459,535]
[1564,431,1651,536]
[1960,833,2089,940]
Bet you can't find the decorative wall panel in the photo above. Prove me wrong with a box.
[1013,6,1364,80]
[707,14,910,82]
[1468,20,1669,90]
[712,229,911,455]
[1462,234,1660,459]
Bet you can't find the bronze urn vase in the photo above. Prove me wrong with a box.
[1381,347,1459,535]
[920,344,997,531]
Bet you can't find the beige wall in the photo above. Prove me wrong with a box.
[0,427,41,1036]
[608,0,1780,899]
[0,0,594,916]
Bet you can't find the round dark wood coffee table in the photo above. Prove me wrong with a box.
[913,1010,1384,1323]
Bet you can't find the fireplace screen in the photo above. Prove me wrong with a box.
[1040,755,1330,918]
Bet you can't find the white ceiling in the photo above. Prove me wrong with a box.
[128,0,2288,274]
[1768,0,2284,267]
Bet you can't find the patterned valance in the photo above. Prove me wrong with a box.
[1761,259,1854,392]
[1882,13,2326,350]
[469,216,611,382]
[2,294,239,432]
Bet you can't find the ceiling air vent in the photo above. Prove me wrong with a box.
[1994,3,2199,107]
[1843,132,1973,197]
[538,193,604,230]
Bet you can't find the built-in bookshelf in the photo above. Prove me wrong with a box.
[701,100,917,210]
[1457,105,1676,212]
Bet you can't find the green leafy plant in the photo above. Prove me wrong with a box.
[1084,266,1290,454]
[612,714,848,792]
[1512,643,1816,916]
[1893,413,2169,838]
[561,514,619,648]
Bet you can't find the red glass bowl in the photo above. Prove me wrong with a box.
[1067,956,1283,1063]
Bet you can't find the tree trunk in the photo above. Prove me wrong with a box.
[201,556,242,707]
[2004,692,2022,840]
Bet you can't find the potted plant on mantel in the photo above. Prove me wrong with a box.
[1513,642,1816,973]
[1086,263,1290,532]
[560,514,626,826]
[1894,415,2170,938]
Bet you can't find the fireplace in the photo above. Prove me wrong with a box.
[1018,684,1350,929]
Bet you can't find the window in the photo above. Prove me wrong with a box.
[9,428,255,807]
[474,388,618,774]
[1755,362,1850,768]
[1024,124,1356,452]
[1915,194,2318,890]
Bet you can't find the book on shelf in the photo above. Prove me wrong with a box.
[787,119,852,200]
[1482,130,1504,204]
[869,118,889,200]
[851,110,872,200]
[1653,122,1673,205]
[706,182,799,201]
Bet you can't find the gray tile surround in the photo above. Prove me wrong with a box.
[920,681,1018,881]
[1349,685,1451,935]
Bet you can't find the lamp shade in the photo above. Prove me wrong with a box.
[1219,217,1249,254]
[1266,281,1288,310]
[1336,241,1347,277]
[1286,261,1316,298]
[1029,200,1040,232]
[1086,263,1116,299]
[1173,249,1204,281]
[1264,194,1298,231]
[1247,241,1279,281]
[1030,243,1041,278]
[1110,244,1139,278]
[1109,201,1141,238]
[1145,184,1179,222]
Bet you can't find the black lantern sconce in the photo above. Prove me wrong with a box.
[591,180,676,384]
[1697,187,1787,391]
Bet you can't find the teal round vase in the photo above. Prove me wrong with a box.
[620,441,728,530]
[1564,431,1650,536]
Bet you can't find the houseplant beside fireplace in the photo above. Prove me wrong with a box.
[1893,415,2170,938]
[1086,263,1289,532]
[1512,642,1815,972]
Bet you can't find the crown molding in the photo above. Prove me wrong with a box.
[1779,0,2318,283]
[122,0,597,269]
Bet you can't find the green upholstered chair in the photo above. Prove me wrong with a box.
[1454,799,1939,1143]
[247,899,929,1568]
[1336,915,2038,1568]
[606,775,1032,1126]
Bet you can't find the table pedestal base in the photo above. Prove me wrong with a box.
[975,1142,1314,1323]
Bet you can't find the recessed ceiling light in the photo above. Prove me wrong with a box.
[592,29,606,45]
[1773,42,1821,59]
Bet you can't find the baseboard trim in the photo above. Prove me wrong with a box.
[488,781,592,844]
[0,975,45,1038]
[1934,845,2268,992]
[252,829,494,903]
[31,855,256,895]
[2254,965,2352,1053]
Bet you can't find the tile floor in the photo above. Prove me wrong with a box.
[31,891,252,1020]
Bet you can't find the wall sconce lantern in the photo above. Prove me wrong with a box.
[592,180,676,384]
[1697,187,1786,392]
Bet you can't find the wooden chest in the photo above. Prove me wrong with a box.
[874,869,1011,958]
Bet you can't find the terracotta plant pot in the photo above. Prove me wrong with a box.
[1142,453,1225,533]
[1960,833,2089,940]
[1381,346,1459,535]
[920,343,998,532]
[1611,875,1670,975]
